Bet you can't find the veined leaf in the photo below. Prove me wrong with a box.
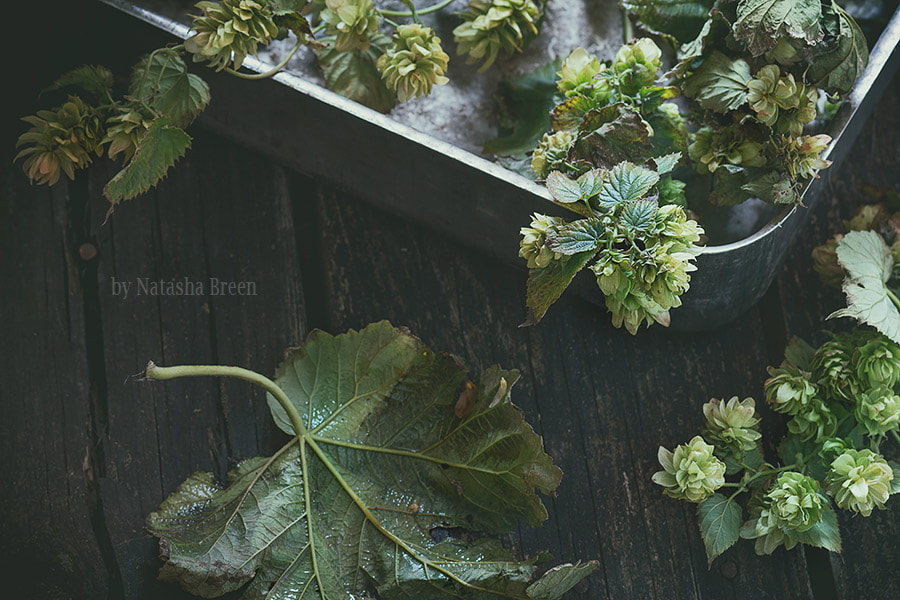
[550,96,595,132]
[669,10,732,79]
[147,322,599,598]
[734,0,823,56]
[315,34,396,113]
[525,250,598,325]
[829,230,900,345]
[596,162,659,209]
[485,59,562,157]
[545,169,605,207]
[622,0,717,42]
[807,5,869,96]
[103,117,191,205]
[651,152,682,175]
[784,336,816,370]
[44,65,114,98]
[546,218,606,255]
[741,171,800,205]
[573,103,654,169]
[682,51,751,112]
[789,506,841,552]
[130,50,210,128]
[622,198,659,232]
[697,493,742,565]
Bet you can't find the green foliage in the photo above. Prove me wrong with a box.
[103,117,192,204]
[316,33,396,112]
[145,322,599,598]
[621,0,717,42]
[807,5,869,95]
[44,65,114,98]
[130,50,211,128]
[654,324,900,564]
[520,154,704,332]
[733,0,823,56]
[681,51,752,112]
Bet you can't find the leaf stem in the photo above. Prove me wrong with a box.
[727,464,798,501]
[378,0,455,17]
[224,37,304,80]
[143,362,309,439]
[887,287,900,312]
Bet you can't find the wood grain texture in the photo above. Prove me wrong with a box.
[315,183,815,600]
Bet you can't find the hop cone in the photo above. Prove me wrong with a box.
[747,65,780,127]
[322,0,379,52]
[102,102,155,162]
[810,332,861,403]
[764,364,817,415]
[855,387,900,436]
[519,213,564,269]
[787,398,841,442]
[766,472,824,532]
[557,47,605,97]
[611,38,662,96]
[853,333,900,388]
[703,396,762,455]
[185,0,279,71]
[377,24,450,102]
[827,449,894,516]
[652,436,726,503]
[453,0,541,71]
[778,134,832,180]
[15,95,104,186]
[689,125,766,174]
[531,131,574,179]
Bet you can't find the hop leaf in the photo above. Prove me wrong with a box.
[733,0,823,57]
[147,322,599,598]
[315,33,396,112]
[376,24,449,102]
[44,65,114,98]
[130,50,211,128]
[682,51,751,113]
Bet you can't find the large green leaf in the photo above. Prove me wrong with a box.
[572,103,654,169]
[830,230,900,345]
[697,493,742,565]
[103,117,191,205]
[596,162,659,209]
[525,251,599,325]
[807,5,869,96]
[789,506,841,552]
[315,34,396,113]
[485,59,562,157]
[546,218,606,255]
[148,322,598,599]
[130,50,210,128]
[621,0,717,42]
[734,0,823,56]
[681,51,751,112]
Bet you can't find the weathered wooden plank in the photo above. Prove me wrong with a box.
[314,183,816,599]
[772,79,900,600]
[87,133,307,598]
[0,167,109,598]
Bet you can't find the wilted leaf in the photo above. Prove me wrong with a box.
[546,218,606,255]
[829,230,900,344]
[130,51,210,128]
[807,5,869,96]
[669,10,732,79]
[485,59,562,156]
[597,162,659,209]
[734,0,823,56]
[741,171,800,204]
[525,251,598,325]
[148,322,598,598]
[315,34,396,113]
[682,51,751,112]
[44,65,114,98]
[621,0,717,42]
[572,104,654,169]
[104,117,191,204]
[697,493,742,565]
[550,95,595,132]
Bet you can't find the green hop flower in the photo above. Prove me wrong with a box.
[102,102,155,162]
[827,449,894,516]
[764,364,817,415]
[453,0,541,71]
[592,204,703,335]
[853,333,900,388]
[321,0,379,52]
[15,95,104,186]
[810,332,861,402]
[519,213,565,269]
[740,503,798,555]
[652,436,726,503]
[657,175,687,208]
[778,134,832,180]
[377,24,450,102]
[557,47,605,97]
[747,64,781,127]
[812,234,844,288]
[185,0,280,71]
[766,472,824,532]
[775,83,818,137]
[855,386,900,436]
[703,396,762,455]
[787,398,842,442]
[688,125,766,174]
[531,131,575,179]
[612,38,662,96]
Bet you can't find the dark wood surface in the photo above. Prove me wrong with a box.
[2,4,900,599]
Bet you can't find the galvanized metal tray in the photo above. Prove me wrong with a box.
[99,0,900,330]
